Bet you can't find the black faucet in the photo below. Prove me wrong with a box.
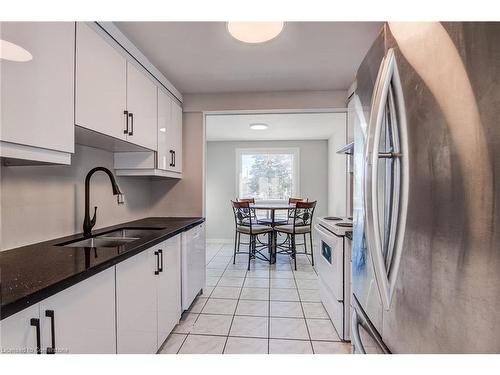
[83,167,124,237]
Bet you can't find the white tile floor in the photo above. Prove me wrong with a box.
[160,242,353,354]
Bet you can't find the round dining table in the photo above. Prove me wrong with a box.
[250,202,295,263]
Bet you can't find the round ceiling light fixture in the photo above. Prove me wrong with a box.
[249,123,269,130]
[0,39,32,62]
[227,22,285,44]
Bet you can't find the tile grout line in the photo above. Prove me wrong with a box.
[293,249,315,353]
[178,243,226,354]
[221,260,247,354]
[175,243,337,354]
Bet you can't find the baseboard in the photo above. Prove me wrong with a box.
[206,238,233,244]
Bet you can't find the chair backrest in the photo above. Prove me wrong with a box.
[287,197,307,219]
[238,197,255,203]
[231,200,253,227]
[293,201,317,228]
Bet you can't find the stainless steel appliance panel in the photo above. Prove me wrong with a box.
[381,22,500,353]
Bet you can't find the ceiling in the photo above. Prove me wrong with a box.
[206,112,346,141]
[115,22,382,94]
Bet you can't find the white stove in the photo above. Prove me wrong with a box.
[314,216,352,341]
[316,216,353,237]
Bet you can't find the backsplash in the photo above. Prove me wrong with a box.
[0,144,154,251]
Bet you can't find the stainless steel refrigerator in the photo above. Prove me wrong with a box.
[351,22,500,353]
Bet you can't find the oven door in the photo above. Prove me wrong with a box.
[314,224,344,302]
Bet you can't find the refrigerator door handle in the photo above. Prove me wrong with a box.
[351,310,366,354]
[351,298,391,354]
[364,48,409,311]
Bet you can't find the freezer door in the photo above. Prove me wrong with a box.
[381,22,500,353]
[352,27,386,335]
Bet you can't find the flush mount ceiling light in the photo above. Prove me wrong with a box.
[227,22,284,44]
[0,39,32,62]
[249,123,269,130]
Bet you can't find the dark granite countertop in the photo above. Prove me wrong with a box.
[0,217,204,320]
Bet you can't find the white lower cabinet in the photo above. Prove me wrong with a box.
[1,235,183,354]
[0,304,41,354]
[0,268,115,354]
[116,248,158,354]
[116,236,181,353]
[39,268,116,354]
[157,236,182,346]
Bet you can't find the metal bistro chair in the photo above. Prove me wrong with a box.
[274,201,316,270]
[231,201,273,270]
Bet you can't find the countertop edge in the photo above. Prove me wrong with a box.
[1,217,205,320]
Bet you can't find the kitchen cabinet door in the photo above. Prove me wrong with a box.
[170,100,183,173]
[0,304,41,354]
[0,22,74,159]
[38,267,116,354]
[75,22,127,140]
[156,236,181,348]
[116,248,158,354]
[126,62,158,151]
[157,89,172,171]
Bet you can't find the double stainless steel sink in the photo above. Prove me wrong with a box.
[58,227,164,248]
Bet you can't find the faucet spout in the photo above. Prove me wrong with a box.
[83,167,124,237]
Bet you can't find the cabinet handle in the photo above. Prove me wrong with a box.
[45,310,56,354]
[158,249,163,272]
[128,113,134,136]
[123,110,129,134]
[169,150,174,167]
[30,318,41,355]
[154,251,160,275]
[173,151,176,167]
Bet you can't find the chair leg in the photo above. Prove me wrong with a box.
[309,232,314,267]
[233,231,238,264]
[237,233,241,252]
[303,233,307,254]
[248,235,253,271]
[291,234,297,271]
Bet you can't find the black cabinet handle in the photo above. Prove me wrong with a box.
[169,150,174,167]
[154,251,160,275]
[123,110,129,134]
[30,318,41,355]
[158,249,163,272]
[45,310,56,354]
[173,150,176,167]
[128,113,134,136]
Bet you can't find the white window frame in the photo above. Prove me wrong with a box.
[235,147,300,202]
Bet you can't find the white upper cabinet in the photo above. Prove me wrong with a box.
[157,89,183,173]
[75,23,127,141]
[170,100,183,173]
[157,89,172,171]
[0,22,74,164]
[126,63,158,150]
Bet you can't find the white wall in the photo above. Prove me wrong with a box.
[1,144,153,251]
[206,140,328,241]
[149,90,347,220]
[328,124,348,217]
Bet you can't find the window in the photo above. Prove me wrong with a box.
[236,148,299,200]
